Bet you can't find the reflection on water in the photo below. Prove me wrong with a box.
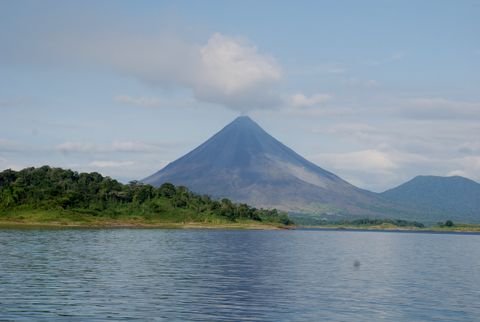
[1,229,480,321]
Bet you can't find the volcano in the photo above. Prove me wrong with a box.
[143,116,406,218]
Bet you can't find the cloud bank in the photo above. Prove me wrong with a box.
[7,28,283,113]
[110,33,283,111]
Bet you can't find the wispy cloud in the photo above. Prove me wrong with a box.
[289,62,347,76]
[399,97,480,120]
[290,93,332,108]
[56,141,167,154]
[313,149,398,173]
[291,95,480,120]
[449,156,480,180]
[309,149,402,191]
[89,160,134,168]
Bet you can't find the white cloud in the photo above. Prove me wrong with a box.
[22,30,283,112]
[306,117,480,189]
[449,156,480,182]
[194,33,282,110]
[291,93,332,108]
[447,169,469,177]
[78,159,170,182]
[110,141,166,153]
[108,32,282,111]
[0,137,174,181]
[313,149,398,174]
[400,97,480,119]
[307,146,440,191]
[309,149,402,192]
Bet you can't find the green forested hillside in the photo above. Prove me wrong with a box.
[0,166,292,226]
[381,175,480,223]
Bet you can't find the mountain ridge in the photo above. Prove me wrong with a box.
[381,175,480,222]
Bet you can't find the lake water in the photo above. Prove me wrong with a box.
[1,228,480,321]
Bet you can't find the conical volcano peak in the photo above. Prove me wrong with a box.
[232,115,255,124]
[143,115,391,217]
[144,114,344,186]
[234,115,253,122]
[225,115,264,133]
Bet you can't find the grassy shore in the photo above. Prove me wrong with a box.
[303,223,480,232]
[1,210,479,232]
[427,223,480,232]
[0,210,287,230]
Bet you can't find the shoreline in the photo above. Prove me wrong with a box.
[298,225,480,234]
[0,220,288,230]
[1,220,479,233]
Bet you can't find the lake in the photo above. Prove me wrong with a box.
[1,228,480,321]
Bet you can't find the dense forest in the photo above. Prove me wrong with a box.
[0,166,293,226]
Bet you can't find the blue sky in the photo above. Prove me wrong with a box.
[1,0,479,191]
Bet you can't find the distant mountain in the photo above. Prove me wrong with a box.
[143,116,408,220]
[381,175,480,223]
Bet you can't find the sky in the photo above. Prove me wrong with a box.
[1,0,479,192]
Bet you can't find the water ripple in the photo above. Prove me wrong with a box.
[1,229,480,321]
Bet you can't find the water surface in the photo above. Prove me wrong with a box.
[1,229,479,321]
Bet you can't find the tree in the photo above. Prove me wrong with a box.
[445,220,454,227]
[158,183,176,198]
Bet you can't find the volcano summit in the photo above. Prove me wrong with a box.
[143,116,402,219]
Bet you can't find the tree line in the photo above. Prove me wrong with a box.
[0,166,293,225]
[335,218,425,228]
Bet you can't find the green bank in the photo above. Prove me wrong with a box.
[303,219,480,232]
[0,166,292,229]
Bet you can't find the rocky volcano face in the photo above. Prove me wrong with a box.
[143,116,402,218]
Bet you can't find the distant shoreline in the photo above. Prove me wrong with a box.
[298,225,480,234]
